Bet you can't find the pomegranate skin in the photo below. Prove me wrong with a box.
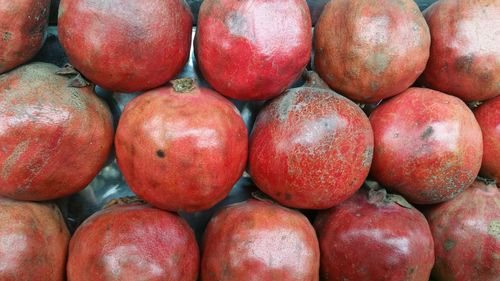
[58,0,193,93]
[0,197,70,281]
[67,203,199,281]
[315,188,435,281]
[115,80,248,212]
[195,0,312,101]
[0,62,114,201]
[474,96,500,182]
[0,0,50,74]
[201,199,320,281]
[249,72,374,209]
[370,87,483,204]
[314,0,430,103]
[426,180,500,281]
[421,0,500,102]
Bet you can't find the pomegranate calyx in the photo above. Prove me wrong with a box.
[170,78,196,93]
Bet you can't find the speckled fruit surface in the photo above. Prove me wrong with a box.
[67,201,199,281]
[195,0,312,100]
[202,199,320,281]
[426,180,500,281]
[0,62,114,201]
[421,0,500,102]
[249,72,374,209]
[370,87,483,204]
[0,197,70,281]
[315,187,435,281]
[115,79,248,212]
[0,0,50,74]
[58,0,193,93]
[474,96,500,182]
[314,0,430,103]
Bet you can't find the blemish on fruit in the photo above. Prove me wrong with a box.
[156,149,165,158]
[2,32,12,41]
[421,126,434,140]
[487,220,500,238]
[444,239,456,251]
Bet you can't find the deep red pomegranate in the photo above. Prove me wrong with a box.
[315,186,435,281]
[370,87,483,204]
[195,0,312,101]
[0,197,70,281]
[474,96,500,182]
[67,199,199,281]
[202,199,320,281]
[115,79,248,212]
[421,0,500,102]
[0,62,114,201]
[314,0,430,103]
[249,71,373,209]
[426,180,500,281]
[0,0,50,74]
[58,0,193,93]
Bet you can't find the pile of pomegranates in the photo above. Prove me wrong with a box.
[0,0,499,280]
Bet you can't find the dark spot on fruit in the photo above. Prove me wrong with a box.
[285,193,293,200]
[421,126,434,140]
[455,54,474,74]
[407,267,415,275]
[2,32,12,41]
[156,149,165,158]
[276,192,282,197]
[444,239,456,251]
[370,81,380,92]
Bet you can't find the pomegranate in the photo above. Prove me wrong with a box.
[421,0,500,102]
[67,199,199,281]
[201,199,320,281]
[426,180,500,281]
[315,186,435,281]
[474,96,500,182]
[249,71,374,209]
[314,0,430,103]
[0,62,114,201]
[58,0,193,93]
[195,0,312,101]
[0,0,50,74]
[0,197,70,281]
[115,78,248,212]
[370,87,483,204]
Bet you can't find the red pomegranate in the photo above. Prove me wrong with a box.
[115,79,248,212]
[426,180,500,281]
[67,199,199,281]
[249,71,374,209]
[202,199,320,281]
[474,96,500,182]
[58,0,193,93]
[0,0,50,74]
[370,87,483,204]
[0,197,70,281]
[0,62,114,201]
[421,0,500,102]
[314,0,430,103]
[195,0,312,101]
[315,186,435,281]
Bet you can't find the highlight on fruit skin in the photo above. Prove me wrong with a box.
[57,0,193,93]
[0,62,114,201]
[115,78,248,213]
[0,0,50,74]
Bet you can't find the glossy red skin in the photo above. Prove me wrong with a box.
[115,84,248,212]
[475,96,500,182]
[314,0,430,103]
[249,76,374,209]
[67,203,199,281]
[0,0,50,74]
[370,87,483,204]
[0,197,70,281]
[315,190,435,281]
[421,0,500,102]
[202,199,320,281]
[0,62,114,201]
[426,181,500,281]
[195,0,312,101]
[58,0,192,93]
